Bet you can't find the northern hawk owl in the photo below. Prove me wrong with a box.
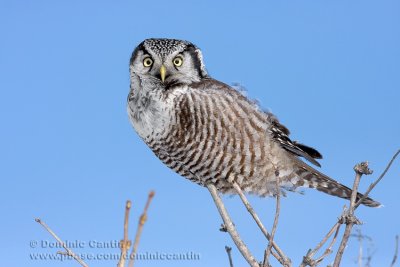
[127,38,379,207]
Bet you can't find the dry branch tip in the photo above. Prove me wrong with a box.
[354,161,373,175]
[127,190,155,267]
[34,217,89,267]
[225,246,234,267]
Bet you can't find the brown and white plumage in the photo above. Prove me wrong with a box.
[127,38,380,207]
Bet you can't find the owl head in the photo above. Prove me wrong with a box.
[130,38,208,87]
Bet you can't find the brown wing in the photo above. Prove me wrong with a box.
[268,113,323,167]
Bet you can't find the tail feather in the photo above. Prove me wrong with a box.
[293,160,381,208]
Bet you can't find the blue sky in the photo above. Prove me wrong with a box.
[1,1,399,266]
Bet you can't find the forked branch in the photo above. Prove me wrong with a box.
[302,149,399,266]
[333,162,373,267]
[263,177,282,267]
[231,182,290,266]
[36,191,155,267]
[356,149,400,208]
[207,183,260,267]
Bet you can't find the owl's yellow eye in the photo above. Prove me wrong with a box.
[173,56,183,67]
[143,57,153,67]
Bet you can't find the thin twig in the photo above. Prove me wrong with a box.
[301,222,341,267]
[128,191,155,267]
[206,183,260,267]
[354,235,376,267]
[118,200,132,267]
[305,222,340,262]
[231,182,291,266]
[225,246,234,267]
[315,223,341,264]
[34,218,89,267]
[355,149,400,208]
[350,229,365,267]
[391,235,399,267]
[263,177,282,267]
[333,162,372,267]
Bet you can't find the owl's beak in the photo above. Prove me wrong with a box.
[160,65,167,83]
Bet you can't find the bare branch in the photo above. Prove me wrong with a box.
[206,183,260,267]
[263,177,282,267]
[231,182,291,266]
[34,218,89,267]
[333,162,372,267]
[118,200,132,267]
[351,229,365,267]
[302,223,342,266]
[302,222,341,267]
[128,191,155,267]
[315,223,341,264]
[225,246,234,267]
[349,229,375,267]
[301,149,399,266]
[332,149,399,266]
[355,149,400,208]
[391,235,399,267]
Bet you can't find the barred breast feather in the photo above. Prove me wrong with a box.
[128,77,380,207]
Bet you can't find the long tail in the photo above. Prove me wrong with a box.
[293,159,381,208]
